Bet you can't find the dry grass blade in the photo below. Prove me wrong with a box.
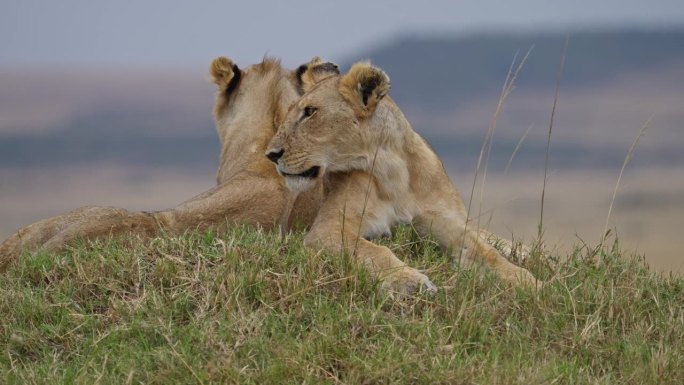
[279,190,299,241]
[504,124,533,174]
[538,36,569,241]
[601,115,653,247]
[480,123,534,237]
[353,144,382,258]
[462,46,533,254]
[163,333,205,385]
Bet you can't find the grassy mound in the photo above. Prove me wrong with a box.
[1,226,682,384]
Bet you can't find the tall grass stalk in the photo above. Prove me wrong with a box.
[482,124,534,235]
[538,37,569,241]
[353,139,383,259]
[462,47,533,255]
[601,115,652,247]
[504,124,533,174]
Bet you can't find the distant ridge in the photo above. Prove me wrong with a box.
[0,28,682,168]
[346,28,684,109]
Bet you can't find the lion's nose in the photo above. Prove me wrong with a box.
[266,148,284,164]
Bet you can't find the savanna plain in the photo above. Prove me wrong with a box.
[1,31,683,383]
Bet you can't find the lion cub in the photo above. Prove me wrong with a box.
[266,61,539,295]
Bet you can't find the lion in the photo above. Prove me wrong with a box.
[265,61,539,294]
[0,56,338,270]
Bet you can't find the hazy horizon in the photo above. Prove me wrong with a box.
[3,0,684,68]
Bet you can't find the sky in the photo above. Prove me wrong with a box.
[2,0,684,69]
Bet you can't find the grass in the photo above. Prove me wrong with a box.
[1,225,683,384]
[601,115,652,248]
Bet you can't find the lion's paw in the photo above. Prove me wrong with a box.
[502,267,543,289]
[380,267,437,297]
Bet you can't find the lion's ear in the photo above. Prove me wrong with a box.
[210,56,241,94]
[295,57,340,93]
[338,61,390,118]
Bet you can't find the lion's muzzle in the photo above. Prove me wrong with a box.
[266,147,321,180]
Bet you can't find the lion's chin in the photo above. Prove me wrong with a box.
[277,165,323,193]
[284,176,318,193]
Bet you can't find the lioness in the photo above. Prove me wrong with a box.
[0,57,337,270]
[266,61,538,293]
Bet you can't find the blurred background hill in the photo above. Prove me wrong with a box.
[1,1,682,271]
[3,30,682,171]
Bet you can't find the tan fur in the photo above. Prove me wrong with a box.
[209,56,237,91]
[298,57,339,91]
[0,57,338,271]
[267,62,539,294]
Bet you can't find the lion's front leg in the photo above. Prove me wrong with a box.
[477,228,531,263]
[305,227,437,296]
[304,178,436,296]
[414,208,539,288]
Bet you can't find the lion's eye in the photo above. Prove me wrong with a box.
[303,106,317,118]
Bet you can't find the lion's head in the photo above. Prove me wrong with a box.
[209,56,339,184]
[265,62,390,192]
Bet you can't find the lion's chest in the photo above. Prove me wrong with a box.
[362,200,414,240]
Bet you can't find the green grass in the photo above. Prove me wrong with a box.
[1,225,682,384]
